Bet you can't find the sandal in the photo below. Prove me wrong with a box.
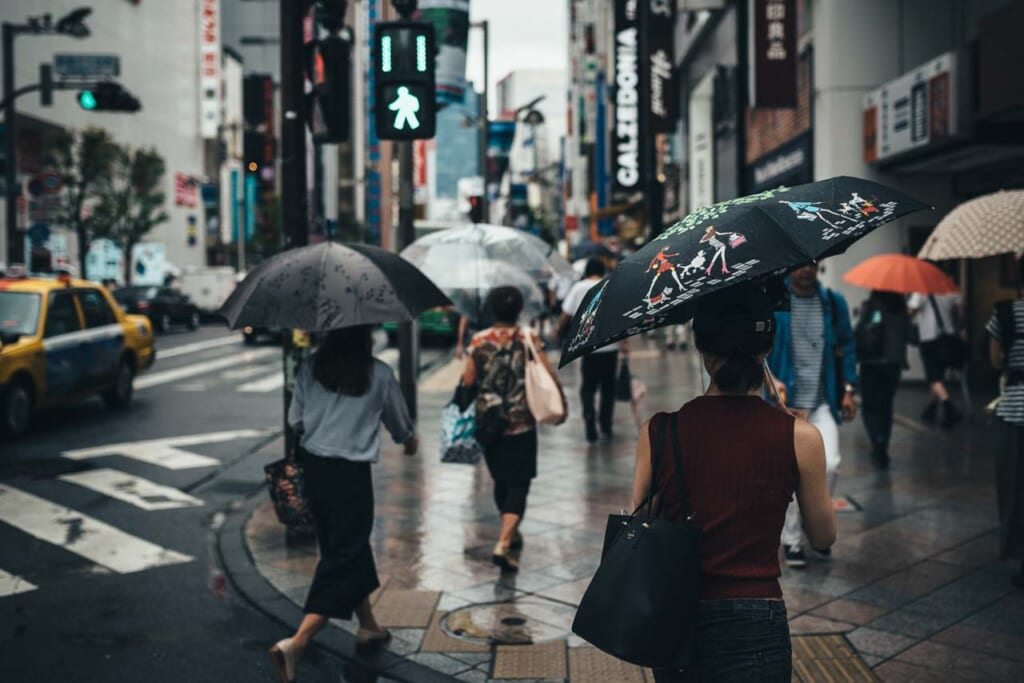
[492,543,520,573]
[355,629,392,653]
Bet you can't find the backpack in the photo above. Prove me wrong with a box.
[855,301,885,359]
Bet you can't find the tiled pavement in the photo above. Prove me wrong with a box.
[238,341,1024,682]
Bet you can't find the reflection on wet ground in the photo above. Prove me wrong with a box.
[246,341,1024,682]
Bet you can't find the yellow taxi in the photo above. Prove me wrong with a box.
[0,275,155,437]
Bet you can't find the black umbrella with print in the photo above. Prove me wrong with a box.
[559,176,931,366]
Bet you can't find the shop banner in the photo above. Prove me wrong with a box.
[688,69,715,211]
[648,0,678,133]
[198,0,222,138]
[420,0,469,105]
[750,0,797,108]
[612,0,643,195]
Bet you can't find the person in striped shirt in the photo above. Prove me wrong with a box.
[767,263,858,569]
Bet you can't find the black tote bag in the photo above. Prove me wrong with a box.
[572,413,701,669]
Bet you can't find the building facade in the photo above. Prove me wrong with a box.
[1,0,215,277]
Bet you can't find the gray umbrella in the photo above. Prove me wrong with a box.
[219,242,451,331]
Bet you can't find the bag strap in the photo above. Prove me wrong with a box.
[929,295,949,336]
[644,413,669,519]
[667,410,691,521]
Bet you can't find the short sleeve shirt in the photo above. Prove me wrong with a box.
[789,294,826,409]
[987,301,1024,425]
[909,293,960,342]
[469,327,541,435]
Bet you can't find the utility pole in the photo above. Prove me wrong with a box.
[280,0,308,457]
[471,20,489,221]
[3,23,19,266]
[397,139,417,421]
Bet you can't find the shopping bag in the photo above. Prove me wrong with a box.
[521,328,566,425]
[440,387,483,464]
[264,455,315,533]
[616,359,633,402]
[728,233,747,247]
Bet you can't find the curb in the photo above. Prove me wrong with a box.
[216,492,460,683]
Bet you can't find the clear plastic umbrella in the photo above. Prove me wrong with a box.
[425,258,547,322]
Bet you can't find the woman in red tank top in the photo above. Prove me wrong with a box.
[632,283,836,682]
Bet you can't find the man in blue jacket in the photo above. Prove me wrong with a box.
[768,263,858,568]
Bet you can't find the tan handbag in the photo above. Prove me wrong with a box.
[520,327,566,425]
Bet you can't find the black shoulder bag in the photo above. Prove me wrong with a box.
[572,413,701,669]
[929,294,967,368]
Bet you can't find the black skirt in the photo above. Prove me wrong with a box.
[299,450,380,619]
[484,429,538,483]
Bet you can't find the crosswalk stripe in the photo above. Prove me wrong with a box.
[64,429,271,470]
[237,373,284,393]
[157,335,241,360]
[221,366,267,380]
[59,469,204,511]
[0,569,37,598]
[0,485,192,573]
[136,348,277,390]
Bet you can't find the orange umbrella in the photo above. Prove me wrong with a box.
[842,254,959,295]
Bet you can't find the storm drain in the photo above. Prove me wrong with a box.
[442,597,576,645]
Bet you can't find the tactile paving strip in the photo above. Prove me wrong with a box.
[792,634,879,682]
[492,640,568,679]
[568,646,647,683]
[372,589,440,628]
[420,611,491,653]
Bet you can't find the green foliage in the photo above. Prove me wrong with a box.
[43,127,119,276]
[91,145,169,284]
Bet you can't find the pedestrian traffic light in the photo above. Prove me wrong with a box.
[308,34,352,144]
[76,82,141,112]
[468,195,484,224]
[373,21,436,140]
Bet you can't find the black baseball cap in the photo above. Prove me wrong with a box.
[692,283,775,333]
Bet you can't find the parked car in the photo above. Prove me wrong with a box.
[114,286,201,333]
[0,275,155,437]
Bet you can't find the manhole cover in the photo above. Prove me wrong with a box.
[442,598,576,645]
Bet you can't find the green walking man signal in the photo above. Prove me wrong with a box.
[373,21,435,140]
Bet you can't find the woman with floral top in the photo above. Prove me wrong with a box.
[462,286,565,572]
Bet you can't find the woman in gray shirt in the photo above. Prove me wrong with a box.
[270,325,418,683]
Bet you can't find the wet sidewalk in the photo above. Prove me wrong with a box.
[236,341,1023,682]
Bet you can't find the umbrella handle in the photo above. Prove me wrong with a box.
[764,361,785,406]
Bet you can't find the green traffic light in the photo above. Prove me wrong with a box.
[79,90,97,110]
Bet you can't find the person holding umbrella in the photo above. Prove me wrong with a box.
[908,289,964,428]
[854,291,910,469]
[633,284,835,681]
[843,254,960,467]
[768,263,858,569]
[463,286,566,573]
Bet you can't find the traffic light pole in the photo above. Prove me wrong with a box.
[397,140,417,421]
[280,0,308,459]
[471,20,489,221]
[3,23,21,267]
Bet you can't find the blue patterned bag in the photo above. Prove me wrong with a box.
[440,388,483,465]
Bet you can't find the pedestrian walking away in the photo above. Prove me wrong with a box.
[986,277,1024,590]
[909,290,965,427]
[633,283,836,681]
[269,326,418,683]
[462,286,566,573]
[855,290,910,469]
[767,263,857,568]
[560,258,625,442]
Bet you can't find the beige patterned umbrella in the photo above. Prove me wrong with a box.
[918,190,1024,260]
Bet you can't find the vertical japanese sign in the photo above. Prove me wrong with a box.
[198,0,221,138]
[419,0,469,105]
[648,0,677,133]
[612,0,642,195]
[750,0,796,108]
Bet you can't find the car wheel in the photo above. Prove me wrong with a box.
[158,313,172,333]
[1,377,33,438]
[102,357,135,410]
[188,309,201,330]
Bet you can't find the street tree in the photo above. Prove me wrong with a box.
[45,128,119,276]
[92,145,169,285]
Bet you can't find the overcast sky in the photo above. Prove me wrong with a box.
[464,0,569,108]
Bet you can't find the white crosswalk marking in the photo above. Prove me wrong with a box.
[237,373,284,393]
[0,485,192,573]
[136,348,277,389]
[157,335,242,360]
[221,366,268,380]
[63,429,272,470]
[0,569,37,598]
[60,469,204,511]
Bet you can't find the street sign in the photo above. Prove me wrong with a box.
[54,53,121,79]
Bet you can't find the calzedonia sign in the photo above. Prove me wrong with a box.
[613,0,642,194]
